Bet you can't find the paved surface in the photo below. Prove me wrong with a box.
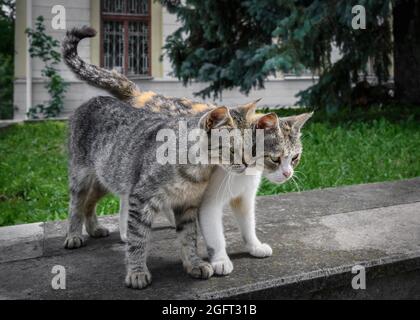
[0,120,20,129]
[0,119,69,130]
[0,178,419,299]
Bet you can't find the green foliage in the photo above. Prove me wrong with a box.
[0,54,14,119]
[0,0,15,119]
[161,0,393,110]
[26,16,68,119]
[1,107,419,226]
[0,0,15,56]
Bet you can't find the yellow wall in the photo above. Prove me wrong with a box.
[150,1,163,78]
[90,0,101,66]
[14,0,27,78]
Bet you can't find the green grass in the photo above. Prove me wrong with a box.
[1,107,420,226]
[0,121,118,226]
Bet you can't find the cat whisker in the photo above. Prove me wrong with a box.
[227,173,234,199]
[215,170,225,200]
[216,172,229,201]
[291,176,301,193]
[292,172,306,185]
[223,173,231,200]
[292,173,304,184]
[293,170,307,179]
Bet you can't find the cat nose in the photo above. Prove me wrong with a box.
[283,171,291,178]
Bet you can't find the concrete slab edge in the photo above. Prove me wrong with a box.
[195,251,420,299]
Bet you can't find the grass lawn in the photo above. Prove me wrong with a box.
[1,106,419,226]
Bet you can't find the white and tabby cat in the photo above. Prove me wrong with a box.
[198,113,311,274]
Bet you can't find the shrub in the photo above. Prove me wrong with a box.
[0,53,14,119]
[25,16,68,119]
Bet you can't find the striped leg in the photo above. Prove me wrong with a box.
[84,180,109,238]
[125,194,157,290]
[64,188,87,249]
[119,194,129,243]
[175,208,214,279]
[65,172,108,249]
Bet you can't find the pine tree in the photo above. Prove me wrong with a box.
[161,0,418,110]
[0,0,15,119]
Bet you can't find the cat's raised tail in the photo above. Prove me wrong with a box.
[62,26,139,101]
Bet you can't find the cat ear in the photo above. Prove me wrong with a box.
[281,112,313,131]
[293,112,313,130]
[256,112,279,130]
[238,99,261,119]
[200,106,233,131]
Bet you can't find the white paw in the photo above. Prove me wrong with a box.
[211,257,234,276]
[120,232,128,243]
[248,243,273,258]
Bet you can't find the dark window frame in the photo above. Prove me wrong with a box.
[100,0,152,77]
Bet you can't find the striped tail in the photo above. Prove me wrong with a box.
[62,26,139,101]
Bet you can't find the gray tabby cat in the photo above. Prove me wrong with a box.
[66,95,250,289]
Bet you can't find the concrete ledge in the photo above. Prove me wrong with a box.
[0,178,419,299]
[0,222,44,263]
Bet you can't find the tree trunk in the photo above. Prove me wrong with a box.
[393,0,420,105]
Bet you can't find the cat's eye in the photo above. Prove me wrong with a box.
[292,154,300,162]
[270,155,281,163]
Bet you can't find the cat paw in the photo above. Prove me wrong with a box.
[248,243,273,258]
[211,257,234,276]
[87,226,110,238]
[186,262,214,279]
[64,235,85,249]
[120,233,128,243]
[125,270,152,290]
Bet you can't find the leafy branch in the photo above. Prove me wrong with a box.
[26,16,68,119]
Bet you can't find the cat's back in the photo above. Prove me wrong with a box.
[69,95,186,158]
[71,96,171,134]
[72,96,135,125]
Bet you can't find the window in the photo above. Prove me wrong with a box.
[101,0,151,76]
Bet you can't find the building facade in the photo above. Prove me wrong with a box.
[13,0,317,120]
